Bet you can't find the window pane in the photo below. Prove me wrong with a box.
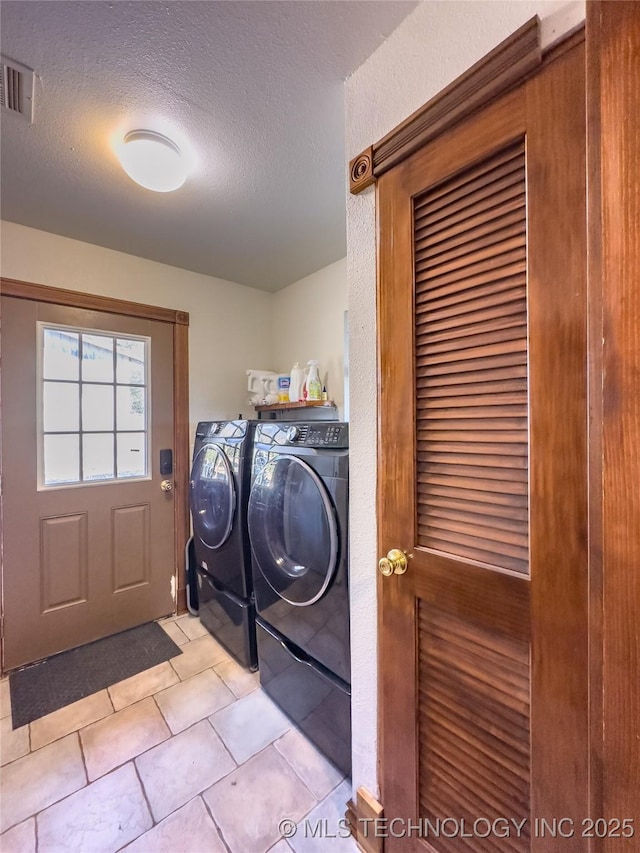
[43,382,79,432]
[117,433,146,478]
[117,385,145,430]
[43,329,79,380]
[44,434,80,485]
[82,384,114,431]
[83,434,114,481]
[117,338,145,385]
[82,335,114,382]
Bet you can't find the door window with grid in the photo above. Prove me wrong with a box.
[39,325,150,487]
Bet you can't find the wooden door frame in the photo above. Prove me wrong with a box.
[0,277,190,675]
[585,2,640,845]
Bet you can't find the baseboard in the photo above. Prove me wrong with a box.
[345,787,385,853]
[345,798,358,837]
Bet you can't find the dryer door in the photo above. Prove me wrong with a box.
[190,444,236,551]
[248,455,338,606]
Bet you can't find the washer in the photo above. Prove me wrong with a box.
[189,420,257,670]
[247,421,350,774]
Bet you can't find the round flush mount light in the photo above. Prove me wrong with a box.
[117,130,188,192]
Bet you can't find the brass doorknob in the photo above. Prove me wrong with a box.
[378,549,408,576]
[161,479,173,492]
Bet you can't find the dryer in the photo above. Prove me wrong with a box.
[247,421,350,774]
[189,420,257,670]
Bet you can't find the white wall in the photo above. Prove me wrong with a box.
[345,0,585,800]
[271,257,347,417]
[0,221,273,434]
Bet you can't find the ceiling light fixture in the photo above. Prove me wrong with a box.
[117,130,188,192]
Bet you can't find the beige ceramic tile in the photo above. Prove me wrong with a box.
[0,817,36,853]
[30,689,113,751]
[155,669,235,734]
[209,689,290,764]
[170,633,229,680]
[121,796,226,853]
[108,661,179,711]
[275,728,344,800]
[203,745,316,852]
[0,679,11,719]
[159,619,190,646]
[135,719,235,822]
[0,733,86,833]
[37,762,152,853]
[0,715,30,767]
[214,656,260,698]
[174,613,209,640]
[81,696,170,781]
[288,780,358,853]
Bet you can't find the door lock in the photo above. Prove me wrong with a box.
[378,548,408,576]
[160,479,173,492]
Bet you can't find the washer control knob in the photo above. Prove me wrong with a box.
[286,426,299,442]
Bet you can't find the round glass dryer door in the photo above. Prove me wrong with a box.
[190,444,236,550]
[248,455,338,606]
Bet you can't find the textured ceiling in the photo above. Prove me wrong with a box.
[0,1,417,291]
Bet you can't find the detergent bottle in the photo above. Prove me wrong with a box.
[305,360,322,401]
[288,362,304,403]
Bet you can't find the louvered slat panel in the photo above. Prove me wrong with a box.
[418,441,528,456]
[414,139,529,573]
[417,365,527,388]
[424,717,530,801]
[416,292,526,333]
[416,332,527,367]
[421,312,527,346]
[418,405,528,420]
[425,504,528,537]
[418,322,527,355]
[415,248,525,288]
[415,142,524,211]
[415,266,525,307]
[418,388,527,405]
[423,514,528,550]
[422,460,527,480]
[422,764,528,853]
[416,178,525,232]
[418,605,530,852]
[415,208,525,262]
[426,618,530,678]
[419,483,527,508]
[421,653,530,718]
[418,231,525,279]
[418,495,528,523]
[416,195,526,253]
[425,730,529,811]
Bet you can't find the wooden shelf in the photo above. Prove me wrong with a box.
[254,400,335,412]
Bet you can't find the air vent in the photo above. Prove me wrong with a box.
[1,55,35,122]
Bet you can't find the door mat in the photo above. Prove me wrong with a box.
[9,621,182,729]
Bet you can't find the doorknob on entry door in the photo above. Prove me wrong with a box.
[161,479,173,492]
[378,549,408,576]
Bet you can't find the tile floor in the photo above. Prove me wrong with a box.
[0,614,358,853]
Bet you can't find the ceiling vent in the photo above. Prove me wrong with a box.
[1,55,35,122]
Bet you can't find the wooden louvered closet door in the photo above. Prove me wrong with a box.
[378,39,588,852]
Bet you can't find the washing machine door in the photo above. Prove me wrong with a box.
[248,454,338,606]
[190,444,236,551]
